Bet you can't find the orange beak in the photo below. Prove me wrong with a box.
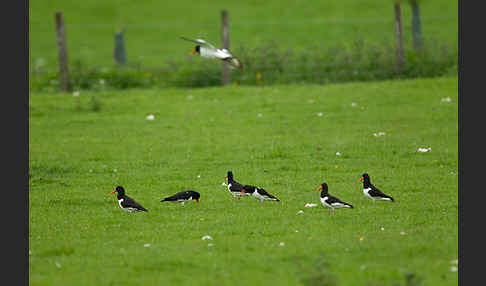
[109,190,117,195]
[358,177,364,182]
[316,186,323,192]
[189,49,197,55]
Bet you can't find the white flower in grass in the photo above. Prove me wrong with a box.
[450,266,458,272]
[305,203,318,208]
[336,152,341,156]
[417,147,432,153]
[351,102,358,107]
[55,262,61,268]
[373,132,386,137]
[400,231,406,235]
[197,175,201,179]
[144,243,151,247]
[257,113,263,118]
[360,265,366,270]
[317,112,323,117]
[441,97,452,102]
[113,169,117,173]
[73,91,80,97]
[297,210,304,214]
[187,95,193,100]
[202,235,213,240]
[146,114,155,121]
[279,242,285,247]
[207,243,214,247]
[295,230,299,233]
[380,227,385,231]
[99,79,105,85]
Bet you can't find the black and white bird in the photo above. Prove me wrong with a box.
[241,185,280,206]
[316,183,353,216]
[160,190,200,207]
[226,171,248,200]
[110,186,148,212]
[181,36,243,70]
[359,173,394,202]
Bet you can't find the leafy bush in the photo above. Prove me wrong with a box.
[29,38,457,92]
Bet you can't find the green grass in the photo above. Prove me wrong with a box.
[29,77,458,285]
[30,0,457,70]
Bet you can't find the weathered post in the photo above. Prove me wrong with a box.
[114,28,127,66]
[410,0,423,52]
[394,2,405,70]
[55,11,70,92]
[221,10,231,86]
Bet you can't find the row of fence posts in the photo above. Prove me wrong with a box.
[54,3,422,92]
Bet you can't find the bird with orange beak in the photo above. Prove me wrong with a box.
[316,182,353,216]
[181,36,243,70]
[110,186,148,212]
[359,173,394,202]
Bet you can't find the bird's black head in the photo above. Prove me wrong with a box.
[192,191,201,202]
[189,45,201,56]
[359,173,371,184]
[316,183,328,195]
[226,171,234,182]
[110,186,125,197]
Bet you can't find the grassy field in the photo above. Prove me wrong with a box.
[29,0,457,70]
[29,77,458,285]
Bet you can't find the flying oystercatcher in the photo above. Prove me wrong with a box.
[226,171,248,200]
[359,173,394,202]
[316,183,353,216]
[241,185,280,206]
[109,186,148,212]
[181,36,243,70]
[160,190,200,207]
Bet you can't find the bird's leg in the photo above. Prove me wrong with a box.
[333,209,336,216]
[261,201,264,206]
[328,208,330,216]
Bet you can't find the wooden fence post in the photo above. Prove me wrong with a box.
[410,0,423,52]
[221,10,231,86]
[394,3,405,70]
[55,11,70,92]
[114,28,127,66]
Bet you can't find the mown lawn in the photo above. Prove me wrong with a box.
[29,77,458,286]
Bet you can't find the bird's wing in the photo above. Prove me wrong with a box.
[257,188,279,200]
[124,196,148,211]
[369,185,388,197]
[230,180,245,192]
[326,195,348,206]
[180,36,216,49]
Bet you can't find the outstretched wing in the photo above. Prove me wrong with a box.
[180,36,216,49]
[224,56,244,70]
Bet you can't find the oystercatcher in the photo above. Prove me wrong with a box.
[181,37,243,70]
[109,186,148,212]
[316,183,353,216]
[358,173,394,202]
[241,185,280,206]
[160,190,200,207]
[226,171,248,200]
